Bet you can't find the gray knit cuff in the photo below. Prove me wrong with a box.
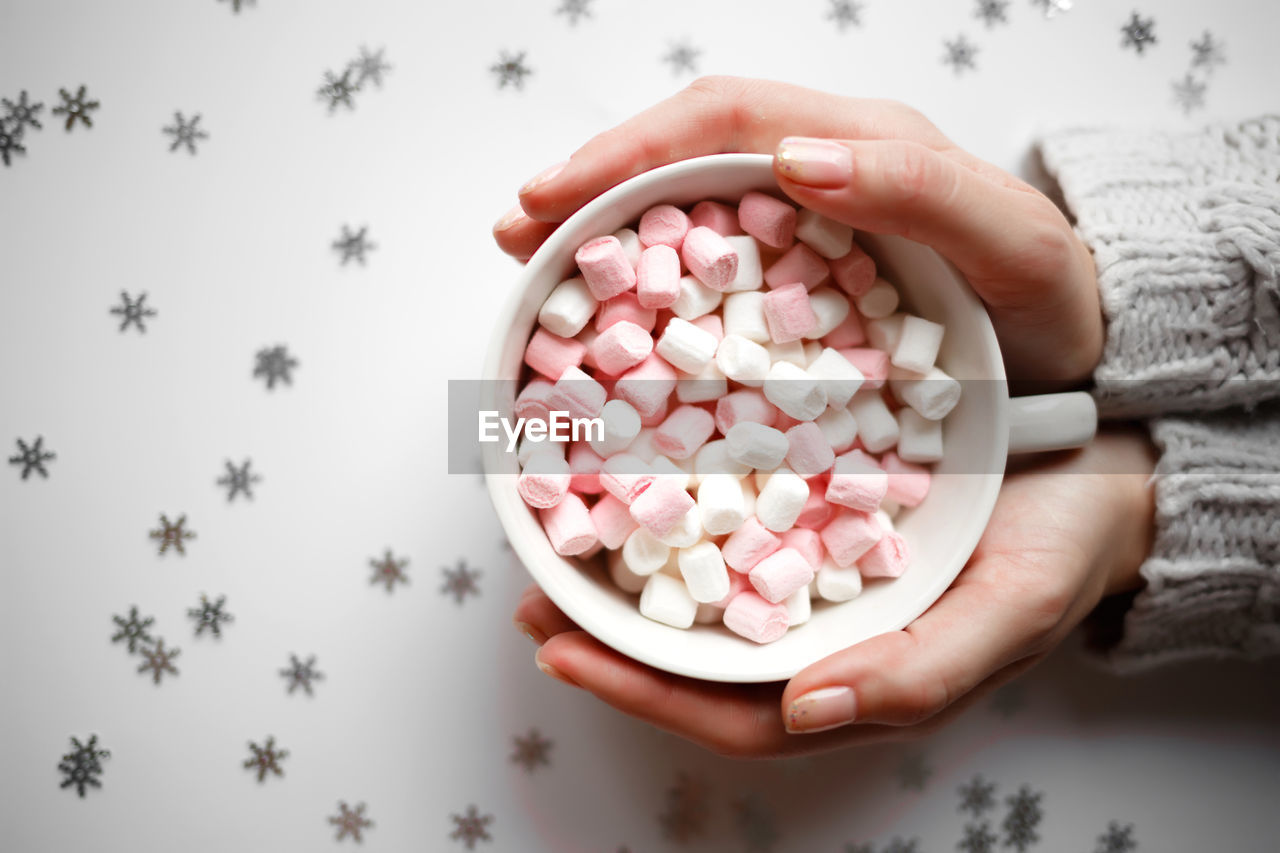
[1104,406,1280,672]
[1039,116,1280,419]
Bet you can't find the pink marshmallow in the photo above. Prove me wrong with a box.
[539,493,598,556]
[779,527,824,572]
[589,493,639,549]
[722,516,782,572]
[820,509,883,567]
[764,243,830,291]
[524,329,587,381]
[858,531,909,578]
[636,244,682,309]
[711,570,751,608]
[826,449,888,512]
[514,379,555,422]
[575,235,637,301]
[785,422,836,478]
[688,200,743,236]
[599,453,654,504]
[550,366,606,419]
[881,451,931,507]
[723,591,790,644]
[628,479,696,537]
[749,547,816,603]
[714,389,777,435]
[590,321,654,376]
[518,452,571,509]
[615,353,678,419]
[681,226,740,291]
[794,484,834,529]
[762,282,818,343]
[638,398,670,427]
[568,442,605,494]
[691,313,724,342]
[821,311,867,349]
[638,204,691,250]
[829,242,877,297]
[738,191,796,250]
[837,347,890,390]
[596,292,657,333]
[653,405,717,460]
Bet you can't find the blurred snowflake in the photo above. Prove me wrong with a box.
[974,0,1009,27]
[943,35,979,74]
[449,804,494,849]
[150,513,196,556]
[1172,74,1207,114]
[58,734,110,798]
[659,773,710,841]
[218,0,255,12]
[897,751,932,791]
[441,559,482,604]
[243,736,288,783]
[1002,785,1044,852]
[958,822,999,853]
[330,801,374,841]
[1030,0,1071,18]
[253,344,298,390]
[352,45,392,89]
[370,549,410,592]
[663,41,701,75]
[826,0,863,31]
[1094,821,1137,853]
[111,606,156,653]
[332,224,376,266]
[0,122,25,166]
[188,593,234,638]
[280,653,324,696]
[137,639,181,685]
[109,291,157,333]
[52,85,99,131]
[162,111,208,154]
[217,458,261,501]
[2,90,44,135]
[9,436,56,480]
[958,774,997,816]
[490,51,533,90]
[555,0,593,26]
[318,67,360,112]
[731,793,779,853]
[1190,31,1225,71]
[882,839,920,853]
[1121,12,1157,55]
[510,728,553,773]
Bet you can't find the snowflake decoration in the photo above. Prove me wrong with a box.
[137,639,181,684]
[659,773,710,842]
[897,751,932,791]
[2,90,44,135]
[510,728,553,773]
[1120,12,1157,55]
[149,513,196,556]
[490,51,533,90]
[318,67,360,112]
[52,85,100,131]
[958,774,997,816]
[109,290,157,333]
[942,35,979,75]
[162,111,208,155]
[58,734,110,798]
[351,45,392,89]
[111,606,156,653]
[1001,785,1044,852]
[0,122,25,166]
[1190,31,1225,72]
[826,0,863,31]
[253,344,298,390]
[188,593,234,638]
[1030,0,1071,18]
[330,801,374,841]
[280,653,324,696]
[731,794,779,853]
[219,0,255,12]
[958,822,999,853]
[441,559,482,605]
[990,681,1026,717]
[662,41,701,76]
[370,549,409,592]
[1172,74,1207,115]
[332,224,376,266]
[881,839,920,853]
[9,436,56,480]
[243,736,288,783]
[450,804,494,849]
[974,0,1009,27]
[1094,821,1137,853]
[556,0,594,26]
[217,458,261,501]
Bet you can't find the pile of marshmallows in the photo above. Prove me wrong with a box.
[514,191,960,644]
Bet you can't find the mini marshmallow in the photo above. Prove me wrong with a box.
[656,317,719,374]
[670,275,723,321]
[514,379,555,423]
[846,391,900,453]
[826,449,888,512]
[764,243,829,290]
[638,204,691,250]
[596,292,657,334]
[599,453,654,504]
[805,347,865,410]
[838,347,890,390]
[763,361,827,421]
[783,584,811,627]
[677,541,731,603]
[815,406,858,454]
[608,550,649,594]
[697,473,748,536]
[612,227,643,267]
[858,531,909,578]
[589,399,642,457]
[615,353,678,419]
[820,509,883,567]
[691,313,723,341]
[714,389,776,435]
[892,315,945,374]
[723,591,790,643]
[755,467,809,532]
[539,493,598,556]
[722,291,770,343]
[865,313,906,353]
[649,454,693,491]
[653,404,716,460]
[821,311,867,349]
[681,226,739,291]
[517,433,564,466]
[794,485,834,529]
[639,400,669,428]
[676,361,729,404]
[890,365,961,420]
[550,365,607,419]
[749,547,816,603]
[765,339,808,368]
[517,449,571,509]
[629,479,695,537]
[576,235,637,301]
[815,559,864,602]
[722,516,782,571]
[804,287,852,339]
[657,504,703,548]
[568,442,605,494]
[780,527,824,571]
[897,407,944,463]
[829,242,877,296]
[621,526,670,576]
[577,326,600,369]
[875,508,896,533]
[524,329,587,381]
[795,208,854,259]
[724,235,764,292]
[763,282,818,343]
[725,421,789,470]
[538,277,597,338]
[785,422,836,478]
[590,493,639,549]
[715,334,770,387]
[636,244,682,309]
[855,278,900,319]
[738,191,796,249]
[694,440,751,483]
[688,200,742,235]
[639,572,698,628]
[626,428,660,462]
[881,451,931,507]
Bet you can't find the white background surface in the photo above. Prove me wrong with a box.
[2,1,1279,850]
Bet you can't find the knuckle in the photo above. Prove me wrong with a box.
[884,141,943,207]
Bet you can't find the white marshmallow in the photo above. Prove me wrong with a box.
[890,366,961,420]
[608,550,648,594]
[621,527,670,576]
[741,478,758,517]
[649,454,693,491]
[677,541,731,603]
[697,473,747,536]
[783,584,811,626]
[765,339,807,368]
[723,292,770,343]
[657,504,703,548]
[588,399,641,457]
[846,391,900,452]
[897,407,944,463]
[795,208,854,259]
[639,573,698,628]
[693,440,752,484]
[874,508,896,533]
[612,227,643,268]
[517,434,566,466]
[670,275,723,320]
[755,467,809,532]
[725,421,790,470]
[855,278,900,319]
[716,334,770,387]
[892,315,946,374]
[805,347,865,410]
[802,341,825,366]
[538,276,597,338]
[816,560,864,602]
[815,406,858,454]
[676,361,728,404]
[627,427,660,462]
[804,287,852,339]
[763,361,827,421]
[865,313,906,353]
[724,235,764,291]
[656,317,719,374]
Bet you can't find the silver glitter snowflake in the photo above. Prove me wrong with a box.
[243,736,288,782]
[0,122,25,166]
[219,0,255,12]
[253,344,298,390]
[162,111,208,155]
[111,606,156,653]
[441,559,482,604]
[58,734,110,798]
[150,513,196,555]
[510,728,553,772]
[1030,0,1071,18]
[109,290,157,333]
[280,653,324,696]
[897,751,932,791]
[449,804,494,850]
[659,773,710,842]
[370,549,409,592]
[974,0,1009,27]
[318,67,360,112]
[352,45,392,89]
[490,50,533,90]
[1120,12,1157,55]
[827,0,863,31]
[662,41,701,76]
[732,794,779,853]
[958,822,999,853]
[2,90,44,135]
[881,839,920,853]
[217,458,261,501]
[1172,74,1207,114]
[942,35,979,74]
[1094,821,1137,853]
[332,224,376,266]
[137,639,181,684]
[52,85,99,131]
[1001,785,1044,852]
[330,801,374,841]
[188,593,234,638]
[958,774,997,816]
[556,0,593,26]
[1190,31,1225,72]
[9,436,56,480]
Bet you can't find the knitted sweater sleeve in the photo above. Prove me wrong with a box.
[1039,116,1280,670]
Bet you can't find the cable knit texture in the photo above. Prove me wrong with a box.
[1040,117,1280,669]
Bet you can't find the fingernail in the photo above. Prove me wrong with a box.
[785,686,857,733]
[775,137,852,189]
[493,204,526,232]
[514,620,546,646]
[535,649,581,688]
[520,159,568,194]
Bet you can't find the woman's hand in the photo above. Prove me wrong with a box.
[513,428,1156,759]
[493,76,1103,388]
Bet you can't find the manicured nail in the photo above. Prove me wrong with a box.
[514,620,546,646]
[520,159,568,194]
[775,137,852,189]
[493,204,526,232]
[785,686,857,733]
[535,649,581,688]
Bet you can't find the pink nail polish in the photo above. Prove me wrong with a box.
[785,686,856,733]
[521,160,568,194]
[494,204,526,232]
[775,138,852,189]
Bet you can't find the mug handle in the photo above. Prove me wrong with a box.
[1007,392,1098,454]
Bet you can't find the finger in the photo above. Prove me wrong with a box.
[517,77,949,224]
[512,587,580,645]
[492,203,558,260]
